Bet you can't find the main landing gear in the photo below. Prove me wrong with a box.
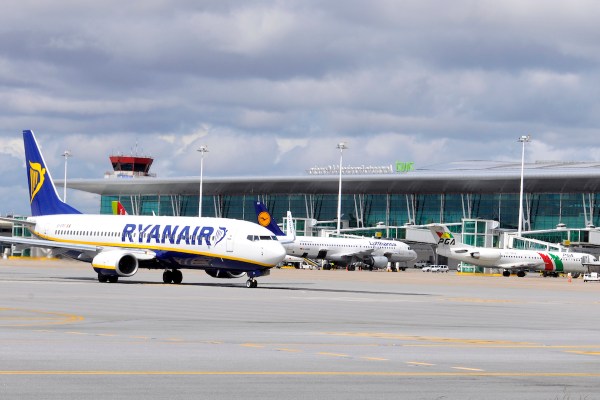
[502,269,526,277]
[98,273,119,283]
[163,269,183,284]
[246,278,258,288]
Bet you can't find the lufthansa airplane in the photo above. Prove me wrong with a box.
[255,202,417,269]
[0,130,286,288]
[428,224,595,277]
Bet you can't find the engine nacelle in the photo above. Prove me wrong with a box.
[468,249,501,261]
[92,251,139,277]
[364,256,389,269]
[205,269,246,279]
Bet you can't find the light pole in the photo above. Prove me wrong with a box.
[336,142,347,235]
[517,135,531,236]
[62,150,72,202]
[197,145,209,218]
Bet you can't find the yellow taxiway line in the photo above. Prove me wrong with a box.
[0,371,599,377]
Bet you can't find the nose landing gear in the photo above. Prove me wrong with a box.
[246,278,258,288]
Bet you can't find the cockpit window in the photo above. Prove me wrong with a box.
[248,235,279,241]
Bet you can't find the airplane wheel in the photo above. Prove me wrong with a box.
[172,270,183,284]
[108,275,119,283]
[163,270,173,284]
[246,279,257,288]
[98,273,108,283]
[517,271,526,278]
[502,270,511,277]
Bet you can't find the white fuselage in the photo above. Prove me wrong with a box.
[439,245,591,274]
[30,214,286,270]
[284,236,416,264]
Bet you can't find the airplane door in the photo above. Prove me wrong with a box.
[226,233,234,252]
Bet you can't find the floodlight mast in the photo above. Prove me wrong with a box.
[517,135,531,237]
[197,145,209,218]
[336,142,347,235]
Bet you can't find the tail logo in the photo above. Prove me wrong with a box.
[214,227,228,246]
[258,211,271,228]
[436,231,456,245]
[29,161,46,204]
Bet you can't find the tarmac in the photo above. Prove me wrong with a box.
[1,258,599,399]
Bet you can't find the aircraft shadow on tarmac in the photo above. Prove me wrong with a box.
[60,276,431,297]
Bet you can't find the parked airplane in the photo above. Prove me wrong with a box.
[428,224,595,277]
[255,202,417,269]
[0,130,286,288]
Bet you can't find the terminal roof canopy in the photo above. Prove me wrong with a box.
[64,161,600,196]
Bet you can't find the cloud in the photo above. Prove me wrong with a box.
[2,1,600,215]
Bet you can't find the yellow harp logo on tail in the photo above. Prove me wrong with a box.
[29,161,46,203]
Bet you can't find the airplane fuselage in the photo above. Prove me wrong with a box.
[441,246,589,274]
[30,214,286,271]
[285,236,416,265]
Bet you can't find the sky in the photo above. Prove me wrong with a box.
[2,0,600,215]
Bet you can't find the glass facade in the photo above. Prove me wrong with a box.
[100,191,600,237]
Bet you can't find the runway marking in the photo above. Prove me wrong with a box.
[65,331,87,335]
[445,297,517,304]
[323,332,536,347]
[361,357,388,361]
[406,362,435,366]
[241,343,265,348]
[1,371,600,377]
[567,351,600,356]
[452,367,485,372]
[130,336,150,340]
[318,352,349,358]
[0,308,84,327]
[277,348,301,353]
[96,333,117,337]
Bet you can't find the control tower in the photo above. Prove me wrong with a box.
[104,153,156,178]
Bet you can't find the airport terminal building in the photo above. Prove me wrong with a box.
[65,158,600,243]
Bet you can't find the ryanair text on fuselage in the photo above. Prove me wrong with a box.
[120,224,228,246]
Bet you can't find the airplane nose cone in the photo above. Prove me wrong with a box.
[408,250,417,261]
[268,242,287,265]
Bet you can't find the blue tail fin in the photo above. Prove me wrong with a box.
[23,130,81,216]
[254,201,285,236]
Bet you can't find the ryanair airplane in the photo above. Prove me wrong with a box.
[0,130,286,288]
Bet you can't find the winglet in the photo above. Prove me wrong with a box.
[285,211,296,242]
[23,130,81,216]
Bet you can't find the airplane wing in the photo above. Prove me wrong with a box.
[500,261,545,270]
[349,249,376,257]
[0,236,155,262]
[0,216,36,228]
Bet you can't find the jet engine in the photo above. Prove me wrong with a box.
[205,269,246,279]
[364,256,389,269]
[467,249,501,261]
[92,251,139,277]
